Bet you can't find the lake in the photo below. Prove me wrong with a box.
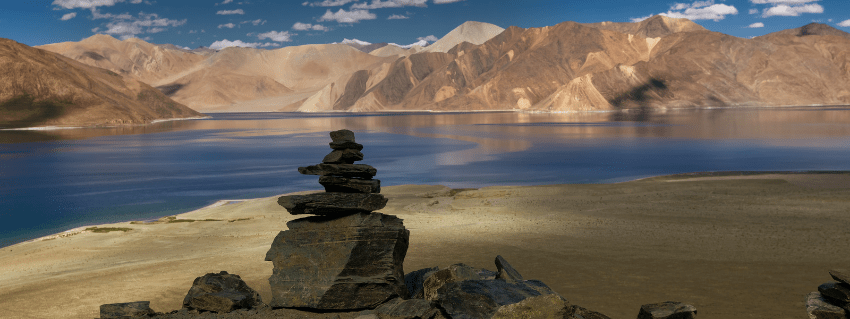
[1,107,850,247]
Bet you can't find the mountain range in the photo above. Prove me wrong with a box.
[4,16,850,126]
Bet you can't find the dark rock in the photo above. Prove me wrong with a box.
[330,141,364,151]
[807,292,847,319]
[405,267,440,299]
[568,305,613,319]
[819,282,850,304]
[330,129,356,143]
[264,212,409,310]
[374,297,444,319]
[100,301,155,318]
[435,279,559,319]
[494,255,523,283]
[636,301,697,319]
[831,269,850,286]
[491,294,571,319]
[319,176,380,193]
[278,193,388,215]
[182,271,263,313]
[423,263,498,300]
[323,149,364,164]
[299,164,376,178]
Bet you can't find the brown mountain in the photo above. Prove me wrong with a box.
[297,16,850,112]
[0,38,201,128]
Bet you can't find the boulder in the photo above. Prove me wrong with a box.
[278,193,388,215]
[494,255,523,283]
[330,141,364,151]
[265,212,410,310]
[435,279,560,319]
[319,176,381,193]
[182,271,263,313]
[491,294,571,319]
[819,282,850,304]
[373,297,445,319]
[330,129,356,143]
[830,269,850,286]
[100,301,155,319]
[405,267,440,299]
[806,292,847,319]
[636,301,697,319]
[423,263,497,300]
[323,149,364,164]
[299,163,376,178]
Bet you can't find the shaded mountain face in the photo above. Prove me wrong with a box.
[298,16,850,112]
[0,38,201,128]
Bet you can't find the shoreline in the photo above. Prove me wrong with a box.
[8,170,848,250]
[0,116,212,131]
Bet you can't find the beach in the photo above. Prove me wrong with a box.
[1,172,848,319]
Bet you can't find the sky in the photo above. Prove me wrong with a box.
[1,0,849,50]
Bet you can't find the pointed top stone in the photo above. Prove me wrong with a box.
[330,129,356,143]
[495,255,524,282]
[830,269,850,285]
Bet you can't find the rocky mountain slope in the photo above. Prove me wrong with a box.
[0,38,202,128]
[423,21,505,53]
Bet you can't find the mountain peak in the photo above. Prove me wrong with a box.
[425,20,505,53]
[798,23,850,38]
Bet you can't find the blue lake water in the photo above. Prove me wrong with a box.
[1,108,850,247]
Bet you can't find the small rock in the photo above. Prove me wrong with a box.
[491,294,571,319]
[319,176,380,193]
[819,282,850,304]
[323,149,364,164]
[423,263,497,301]
[405,267,440,299]
[374,297,443,319]
[330,129,356,143]
[278,193,388,215]
[569,305,613,319]
[299,163,376,178]
[330,141,364,151]
[494,255,524,283]
[807,292,847,319]
[636,301,697,319]
[100,301,155,319]
[830,269,850,286]
[182,271,264,313]
[436,279,560,319]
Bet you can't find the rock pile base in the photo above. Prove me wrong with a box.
[807,269,850,319]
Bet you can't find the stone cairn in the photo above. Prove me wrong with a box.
[99,129,696,319]
[805,269,850,319]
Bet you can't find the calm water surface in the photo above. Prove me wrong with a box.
[2,108,850,247]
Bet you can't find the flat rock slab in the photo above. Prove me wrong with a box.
[319,176,380,193]
[100,301,155,318]
[373,297,445,319]
[330,129,356,143]
[264,213,409,310]
[819,282,850,304]
[182,271,264,314]
[569,305,613,319]
[323,149,364,164]
[330,141,364,151]
[435,279,560,319]
[492,294,571,319]
[299,164,376,178]
[807,292,847,319]
[423,263,498,301]
[637,301,697,319]
[830,269,850,286]
[278,193,387,215]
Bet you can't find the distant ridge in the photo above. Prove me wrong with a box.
[584,15,706,38]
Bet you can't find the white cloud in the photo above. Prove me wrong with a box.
[218,0,234,4]
[292,22,328,31]
[417,35,438,42]
[389,39,427,49]
[838,20,850,27]
[749,8,759,14]
[241,19,266,25]
[189,29,197,33]
[60,12,77,20]
[91,27,100,32]
[630,14,655,22]
[129,0,142,3]
[318,9,377,23]
[90,9,133,20]
[433,0,464,3]
[216,9,245,15]
[351,0,427,9]
[53,0,121,9]
[387,14,408,19]
[750,0,819,4]
[209,39,272,50]
[148,27,165,33]
[661,0,738,21]
[218,23,236,29]
[302,0,355,6]
[257,30,294,42]
[747,22,765,28]
[100,12,186,39]
[762,3,823,17]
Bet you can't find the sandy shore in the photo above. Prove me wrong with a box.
[1,172,848,319]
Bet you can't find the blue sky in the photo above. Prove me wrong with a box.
[1,0,849,49]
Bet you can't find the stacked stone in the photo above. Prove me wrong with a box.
[806,269,850,319]
[265,129,410,311]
